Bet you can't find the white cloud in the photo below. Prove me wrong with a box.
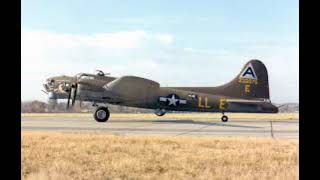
[21,29,298,103]
[77,31,149,49]
[155,34,173,45]
[21,29,173,100]
[22,30,149,51]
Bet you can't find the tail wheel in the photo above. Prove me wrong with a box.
[94,107,110,122]
[221,115,228,122]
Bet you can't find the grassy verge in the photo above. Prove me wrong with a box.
[22,132,298,180]
[21,112,299,120]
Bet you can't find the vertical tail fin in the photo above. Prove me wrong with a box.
[169,59,271,100]
[220,59,270,99]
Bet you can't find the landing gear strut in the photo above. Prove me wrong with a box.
[221,112,228,122]
[94,106,110,122]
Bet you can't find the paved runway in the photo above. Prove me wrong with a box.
[21,117,299,139]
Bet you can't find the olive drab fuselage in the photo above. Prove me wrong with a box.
[43,60,278,116]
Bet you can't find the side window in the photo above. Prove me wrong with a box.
[188,94,198,100]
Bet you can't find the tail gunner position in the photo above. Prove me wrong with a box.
[43,60,278,122]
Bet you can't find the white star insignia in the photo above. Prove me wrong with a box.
[167,94,179,106]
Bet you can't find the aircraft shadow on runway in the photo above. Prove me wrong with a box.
[112,119,262,129]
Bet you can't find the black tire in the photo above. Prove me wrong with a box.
[155,109,166,116]
[155,112,165,116]
[221,115,228,122]
[94,107,110,122]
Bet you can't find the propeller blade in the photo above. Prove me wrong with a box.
[41,90,48,94]
[47,98,56,112]
[71,83,78,106]
[66,91,71,109]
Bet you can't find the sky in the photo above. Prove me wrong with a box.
[21,0,299,103]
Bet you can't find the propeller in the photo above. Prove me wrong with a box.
[41,90,48,94]
[71,83,78,106]
[66,82,79,109]
[48,98,57,112]
[66,89,71,109]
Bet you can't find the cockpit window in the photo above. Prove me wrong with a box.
[79,75,94,80]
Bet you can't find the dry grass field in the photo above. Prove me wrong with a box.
[21,112,299,120]
[22,132,298,180]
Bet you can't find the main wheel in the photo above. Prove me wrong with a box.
[155,109,166,116]
[221,115,228,122]
[94,107,110,122]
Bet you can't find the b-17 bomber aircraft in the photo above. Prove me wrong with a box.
[43,60,278,122]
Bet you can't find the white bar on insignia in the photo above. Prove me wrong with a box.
[179,100,187,104]
[159,97,167,102]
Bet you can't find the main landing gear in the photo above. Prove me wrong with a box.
[221,112,228,122]
[94,106,110,122]
[155,108,166,116]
